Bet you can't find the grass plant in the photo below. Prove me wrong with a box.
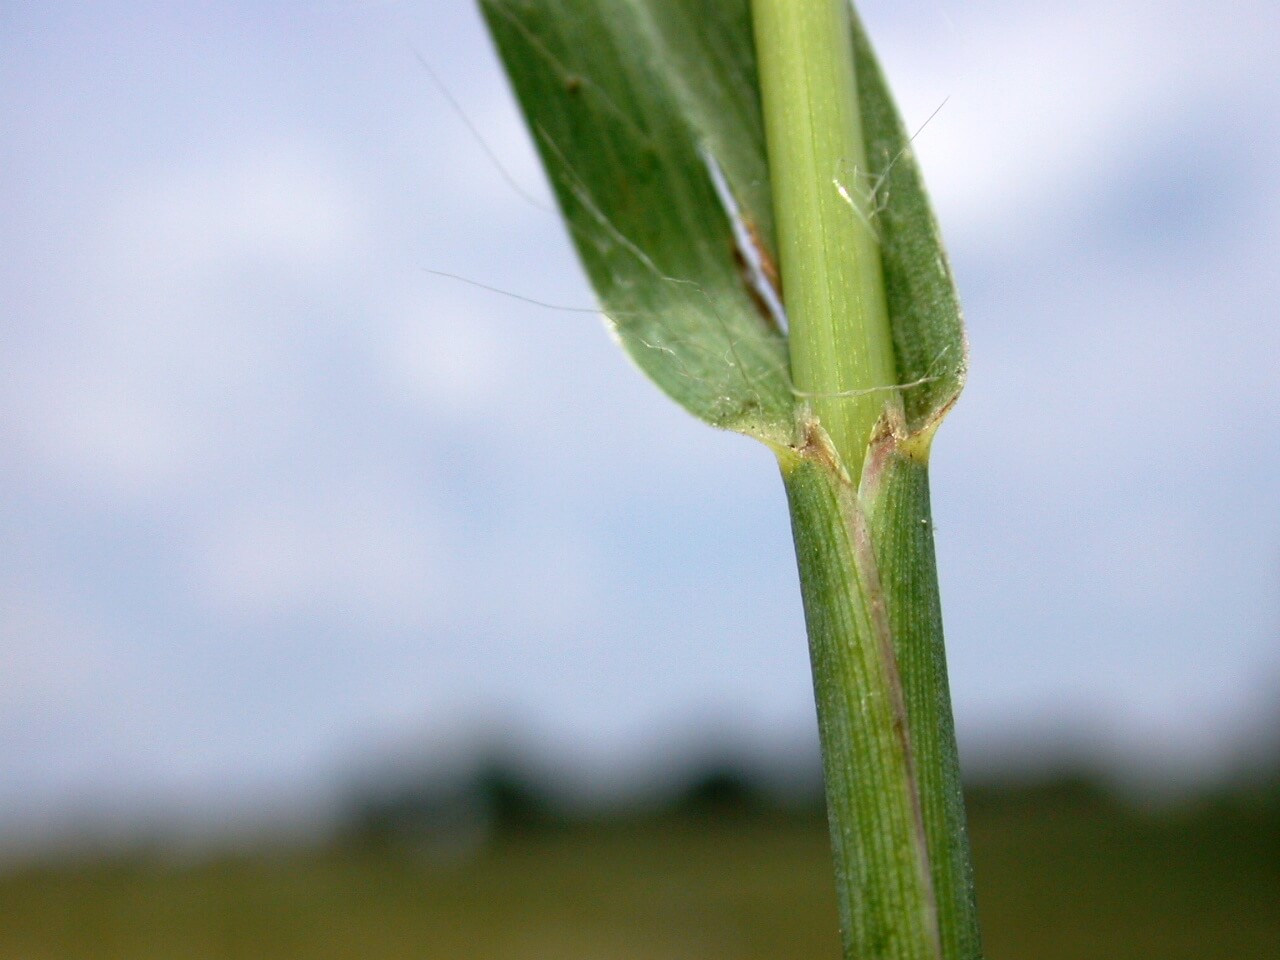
[479,1,978,955]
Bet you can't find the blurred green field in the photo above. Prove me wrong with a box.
[2,781,1276,959]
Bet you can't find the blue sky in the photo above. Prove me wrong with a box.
[2,0,1277,842]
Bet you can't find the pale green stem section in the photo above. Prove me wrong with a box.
[751,0,900,479]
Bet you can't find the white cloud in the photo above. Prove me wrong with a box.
[103,144,366,280]
[376,293,513,418]
[198,489,448,630]
[2,142,369,500]
[878,0,1276,246]
[0,585,117,716]
[466,522,602,636]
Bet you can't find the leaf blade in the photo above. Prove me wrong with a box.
[480,0,793,443]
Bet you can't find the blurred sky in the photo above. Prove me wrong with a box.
[2,0,1278,841]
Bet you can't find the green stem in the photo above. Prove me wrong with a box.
[755,2,983,958]
[752,0,900,481]
[781,441,943,960]
[782,434,983,960]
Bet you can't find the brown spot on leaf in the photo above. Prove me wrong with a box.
[743,217,781,296]
[732,244,778,331]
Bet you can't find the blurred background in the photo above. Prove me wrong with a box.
[2,0,1277,957]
